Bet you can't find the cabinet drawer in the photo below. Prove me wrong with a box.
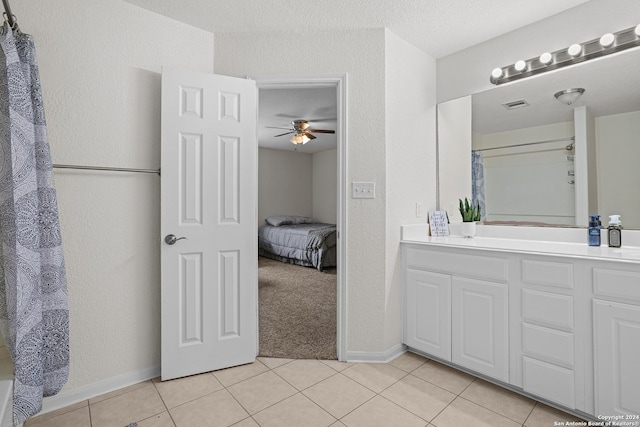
[522,323,574,367]
[523,357,575,409]
[522,289,573,330]
[593,268,640,302]
[405,247,508,282]
[522,259,573,289]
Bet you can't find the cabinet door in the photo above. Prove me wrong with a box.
[404,269,451,361]
[594,300,640,416]
[452,277,509,382]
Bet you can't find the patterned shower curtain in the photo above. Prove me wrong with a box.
[0,25,69,425]
[471,151,486,221]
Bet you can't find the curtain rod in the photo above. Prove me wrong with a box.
[53,164,160,175]
[2,0,16,29]
[474,136,575,153]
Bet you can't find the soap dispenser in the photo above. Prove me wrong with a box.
[608,215,622,248]
[588,214,601,246]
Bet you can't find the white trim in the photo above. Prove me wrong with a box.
[250,73,349,362]
[346,344,407,363]
[37,365,160,416]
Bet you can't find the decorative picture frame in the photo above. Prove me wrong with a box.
[428,210,450,236]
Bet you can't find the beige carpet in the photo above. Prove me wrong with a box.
[258,256,337,360]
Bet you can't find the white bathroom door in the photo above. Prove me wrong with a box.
[160,67,258,381]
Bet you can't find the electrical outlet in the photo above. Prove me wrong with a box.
[352,182,375,199]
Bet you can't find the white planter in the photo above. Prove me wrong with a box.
[460,222,477,238]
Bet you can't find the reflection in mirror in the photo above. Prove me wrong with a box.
[443,47,640,229]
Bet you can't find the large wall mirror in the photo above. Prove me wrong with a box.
[438,47,640,229]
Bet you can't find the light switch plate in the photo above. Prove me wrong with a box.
[352,182,375,199]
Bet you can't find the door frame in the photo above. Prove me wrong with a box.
[250,73,348,361]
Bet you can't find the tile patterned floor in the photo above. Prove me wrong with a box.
[24,353,587,427]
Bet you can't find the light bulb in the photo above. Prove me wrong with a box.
[599,33,615,47]
[539,52,552,65]
[491,68,503,79]
[514,60,526,72]
[568,44,582,57]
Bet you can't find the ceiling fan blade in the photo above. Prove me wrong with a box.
[307,129,336,134]
[273,131,294,137]
[304,132,317,140]
[265,126,293,130]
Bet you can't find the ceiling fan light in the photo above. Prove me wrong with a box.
[290,133,310,144]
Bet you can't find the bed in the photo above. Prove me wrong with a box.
[258,215,337,271]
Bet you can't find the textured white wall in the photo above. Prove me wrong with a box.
[384,30,437,350]
[437,96,472,221]
[15,0,214,395]
[312,149,337,224]
[214,29,390,353]
[437,0,640,102]
[258,148,313,225]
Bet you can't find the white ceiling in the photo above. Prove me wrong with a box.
[125,0,591,153]
[125,0,588,59]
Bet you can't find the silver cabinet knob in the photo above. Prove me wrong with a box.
[165,234,187,245]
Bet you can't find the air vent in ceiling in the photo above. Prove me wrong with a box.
[501,99,530,110]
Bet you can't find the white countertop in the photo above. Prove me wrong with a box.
[401,224,640,263]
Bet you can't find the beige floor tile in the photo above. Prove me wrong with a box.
[90,382,166,427]
[389,351,429,373]
[524,402,585,427]
[341,363,407,393]
[25,401,88,426]
[257,357,294,369]
[227,371,297,414]
[330,422,347,427]
[253,393,336,427]
[170,389,248,427]
[89,380,154,404]
[341,395,427,427]
[137,411,176,427]
[274,359,337,390]
[24,405,91,427]
[153,372,224,408]
[411,361,475,395]
[381,374,456,422]
[461,378,535,424]
[303,373,375,419]
[213,360,269,387]
[231,417,260,426]
[320,360,353,372]
[431,396,521,427]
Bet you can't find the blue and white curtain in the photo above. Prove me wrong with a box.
[471,151,486,221]
[0,24,69,425]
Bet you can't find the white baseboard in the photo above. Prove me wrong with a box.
[39,364,160,416]
[345,343,407,363]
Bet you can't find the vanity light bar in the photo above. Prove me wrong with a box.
[490,24,640,85]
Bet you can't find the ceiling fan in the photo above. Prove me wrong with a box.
[268,119,335,145]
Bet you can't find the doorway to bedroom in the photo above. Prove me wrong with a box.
[254,75,346,361]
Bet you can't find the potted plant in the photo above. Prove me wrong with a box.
[458,197,481,237]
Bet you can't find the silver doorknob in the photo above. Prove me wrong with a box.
[165,234,187,245]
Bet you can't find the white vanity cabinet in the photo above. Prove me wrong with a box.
[591,265,640,417]
[401,226,640,420]
[403,244,510,382]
